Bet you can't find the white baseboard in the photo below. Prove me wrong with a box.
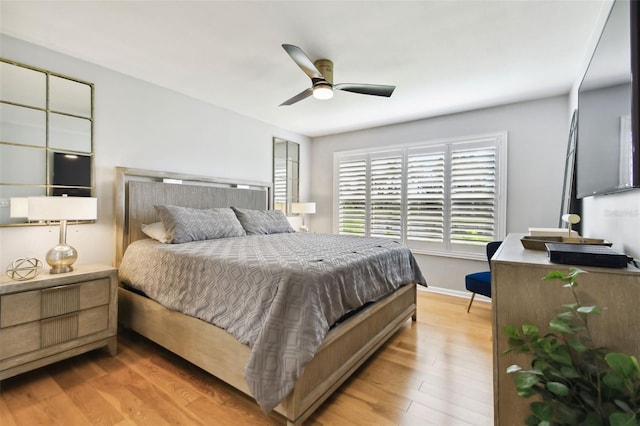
[419,285,491,304]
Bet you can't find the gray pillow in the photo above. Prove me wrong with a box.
[155,205,246,243]
[231,207,295,235]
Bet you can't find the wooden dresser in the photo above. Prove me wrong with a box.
[492,234,640,425]
[0,264,118,380]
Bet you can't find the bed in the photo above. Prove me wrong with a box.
[114,167,425,425]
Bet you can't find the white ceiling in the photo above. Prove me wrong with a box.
[0,0,606,137]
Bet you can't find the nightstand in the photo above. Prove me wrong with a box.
[0,264,118,380]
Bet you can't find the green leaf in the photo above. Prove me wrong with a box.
[533,360,552,372]
[515,372,539,390]
[577,305,602,315]
[566,267,587,278]
[549,346,573,366]
[582,411,605,426]
[557,311,576,320]
[522,322,539,337]
[506,364,522,374]
[544,270,569,281]
[521,369,544,376]
[550,318,574,334]
[581,392,597,410]
[567,337,589,353]
[503,324,521,338]
[631,355,640,374]
[614,400,633,413]
[603,372,626,392]
[560,365,581,378]
[525,415,540,426]
[556,403,580,424]
[530,401,552,421]
[609,412,639,426]
[547,381,570,397]
[606,353,637,377]
[517,387,535,398]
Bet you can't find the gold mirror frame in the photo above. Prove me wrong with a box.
[0,58,94,226]
[272,138,299,214]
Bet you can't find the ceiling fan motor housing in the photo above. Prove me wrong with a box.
[314,59,334,85]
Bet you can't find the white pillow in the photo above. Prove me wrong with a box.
[141,222,171,243]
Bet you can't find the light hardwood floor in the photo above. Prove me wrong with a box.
[0,290,493,425]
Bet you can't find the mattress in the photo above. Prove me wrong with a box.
[118,232,426,412]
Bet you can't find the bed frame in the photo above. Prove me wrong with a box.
[114,167,417,425]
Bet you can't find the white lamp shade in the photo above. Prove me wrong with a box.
[28,196,97,221]
[9,197,29,218]
[291,202,316,214]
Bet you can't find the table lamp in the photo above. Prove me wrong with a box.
[291,202,316,232]
[9,197,29,218]
[561,213,581,237]
[27,195,97,274]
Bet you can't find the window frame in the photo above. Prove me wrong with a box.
[333,132,508,260]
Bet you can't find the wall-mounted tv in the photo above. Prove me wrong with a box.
[576,0,639,198]
[51,151,92,197]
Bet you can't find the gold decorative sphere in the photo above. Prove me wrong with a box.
[6,258,43,281]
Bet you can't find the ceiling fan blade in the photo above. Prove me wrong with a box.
[279,88,313,106]
[282,44,324,80]
[334,83,396,97]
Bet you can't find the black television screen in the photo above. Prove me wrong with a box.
[52,152,92,196]
[576,0,639,198]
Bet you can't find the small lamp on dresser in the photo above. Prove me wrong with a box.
[27,195,97,274]
[290,202,316,232]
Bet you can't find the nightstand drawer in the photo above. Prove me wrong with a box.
[78,305,109,337]
[0,322,40,360]
[1,304,110,359]
[0,278,110,327]
[39,306,109,347]
[0,290,40,328]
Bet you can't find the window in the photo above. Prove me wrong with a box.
[334,133,507,259]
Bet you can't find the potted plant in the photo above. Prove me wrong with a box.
[503,268,640,426]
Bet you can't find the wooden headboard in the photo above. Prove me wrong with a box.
[114,167,272,266]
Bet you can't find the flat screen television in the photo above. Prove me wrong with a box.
[576,0,639,198]
[51,152,92,197]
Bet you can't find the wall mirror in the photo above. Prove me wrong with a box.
[272,138,299,214]
[0,58,94,226]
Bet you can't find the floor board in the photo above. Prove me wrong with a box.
[0,290,493,425]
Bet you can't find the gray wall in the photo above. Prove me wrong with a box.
[0,35,311,268]
[309,96,570,294]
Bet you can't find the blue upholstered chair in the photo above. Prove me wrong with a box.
[465,241,502,312]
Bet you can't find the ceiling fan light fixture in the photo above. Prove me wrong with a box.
[313,83,333,100]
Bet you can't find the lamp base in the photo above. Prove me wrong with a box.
[46,244,77,274]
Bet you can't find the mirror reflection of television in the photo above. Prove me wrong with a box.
[52,152,92,197]
[576,0,639,198]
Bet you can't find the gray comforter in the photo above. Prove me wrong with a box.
[118,232,426,412]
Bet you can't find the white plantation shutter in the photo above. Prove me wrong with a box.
[406,149,445,243]
[370,154,403,239]
[273,159,287,210]
[450,145,497,245]
[334,132,506,258]
[338,157,367,236]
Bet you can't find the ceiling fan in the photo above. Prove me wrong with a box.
[279,44,396,106]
